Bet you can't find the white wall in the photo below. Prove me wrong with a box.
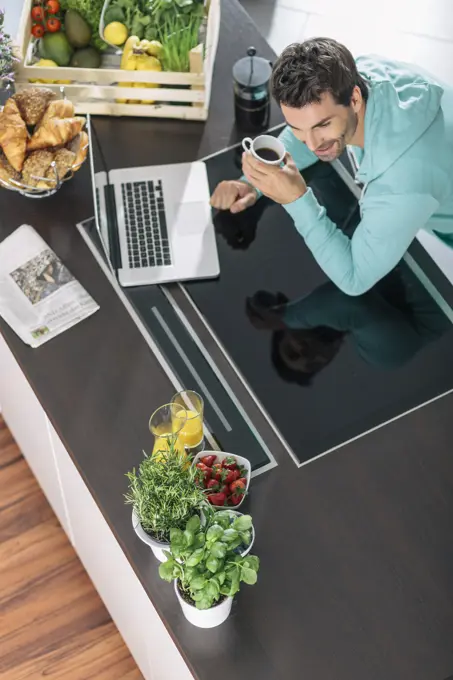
[2,0,23,42]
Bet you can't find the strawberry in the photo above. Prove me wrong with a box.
[229,493,244,506]
[230,479,246,496]
[207,478,220,491]
[195,463,212,487]
[200,455,216,467]
[212,463,224,482]
[220,484,229,495]
[207,492,227,506]
[222,456,238,470]
[224,468,240,484]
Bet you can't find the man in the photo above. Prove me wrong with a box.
[210,38,453,295]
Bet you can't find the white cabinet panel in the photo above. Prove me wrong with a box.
[0,333,72,539]
[50,425,193,680]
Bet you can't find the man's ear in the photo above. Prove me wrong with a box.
[350,85,363,113]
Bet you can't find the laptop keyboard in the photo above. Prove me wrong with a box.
[121,180,172,269]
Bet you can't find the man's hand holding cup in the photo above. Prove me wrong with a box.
[241,134,307,206]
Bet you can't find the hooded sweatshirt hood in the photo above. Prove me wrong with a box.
[355,55,444,183]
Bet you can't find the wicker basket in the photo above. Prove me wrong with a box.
[0,97,89,198]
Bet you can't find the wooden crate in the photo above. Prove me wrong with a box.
[14,0,220,120]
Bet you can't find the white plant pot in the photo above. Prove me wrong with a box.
[216,509,255,556]
[132,510,169,563]
[239,515,255,557]
[174,580,233,628]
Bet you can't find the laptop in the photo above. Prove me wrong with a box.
[88,118,220,287]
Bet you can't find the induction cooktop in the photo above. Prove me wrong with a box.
[182,147,453,466]
[83,124,453,469]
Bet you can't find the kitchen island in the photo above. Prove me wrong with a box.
[1,2,453,679]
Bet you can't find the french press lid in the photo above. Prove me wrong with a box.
[232,47,272,90]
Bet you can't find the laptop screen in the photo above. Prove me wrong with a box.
[87,117,120,272]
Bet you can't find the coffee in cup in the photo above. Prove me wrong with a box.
[242,134,285,165]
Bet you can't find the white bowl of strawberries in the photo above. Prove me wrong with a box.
[192,451,251,509]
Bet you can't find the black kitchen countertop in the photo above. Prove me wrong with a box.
[1,3,453,679]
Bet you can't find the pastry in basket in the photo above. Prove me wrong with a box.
[0,151,21,189]
[0,99,29,173]
[28,116,85,152]
[22,150,55,188]
[36,148,76,189]
[40,98,75,127]
[13,88,56,127]
[68,131,89,171]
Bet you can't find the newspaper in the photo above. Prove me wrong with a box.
[0,225,99,348]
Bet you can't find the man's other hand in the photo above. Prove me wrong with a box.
[210,180,258,214]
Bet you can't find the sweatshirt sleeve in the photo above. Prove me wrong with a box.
[284,188,439,296]
[241,126,318,194]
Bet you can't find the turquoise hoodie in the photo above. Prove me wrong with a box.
[254,55,453,295]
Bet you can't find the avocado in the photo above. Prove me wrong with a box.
[42,32,74,67]
[65,9,92,49]
[70,47,101,69]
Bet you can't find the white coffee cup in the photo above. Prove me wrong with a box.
[242,134,286,165]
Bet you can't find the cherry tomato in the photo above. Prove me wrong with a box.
[31,23,45,38]
[46,17,61,32]
[46,0,60,12]
[31,6,45,21]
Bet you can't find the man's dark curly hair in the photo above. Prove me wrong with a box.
[271,38,369,108]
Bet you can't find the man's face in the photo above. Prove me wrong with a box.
[281,91,359,162]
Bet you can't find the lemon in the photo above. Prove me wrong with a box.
[35,59,59,68]
[29,59,72,85]
[104,22,129,46]
[30,59,57,83]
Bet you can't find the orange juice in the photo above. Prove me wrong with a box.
[176,409,204,449]
[152,423,185,457]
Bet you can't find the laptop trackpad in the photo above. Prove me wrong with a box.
[174,202,211,236]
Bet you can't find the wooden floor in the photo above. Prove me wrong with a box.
[0,416,143,680]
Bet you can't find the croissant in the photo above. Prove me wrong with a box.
[36,148,76,189]
[28,116,85,151]
[68,131,89,172]
[39,98,75,129]
[13,87,56,127]
[0,99,29,172]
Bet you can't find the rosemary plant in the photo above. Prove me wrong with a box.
[125,441,206,543]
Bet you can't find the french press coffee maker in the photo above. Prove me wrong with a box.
[233,47,272,132]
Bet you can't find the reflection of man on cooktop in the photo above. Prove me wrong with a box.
[245,268,451,386]
[211,38,453,295]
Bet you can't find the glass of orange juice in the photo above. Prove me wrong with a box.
[149,403,188,457]
[171,390,205,455]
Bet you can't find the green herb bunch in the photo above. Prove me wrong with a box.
[0,10,18,87]
[149,0,205,26]
[104,0,151,40]
[106,0,205,71]
[125,442,206,543]
[156,10,203,73]
[159,510,260,610]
